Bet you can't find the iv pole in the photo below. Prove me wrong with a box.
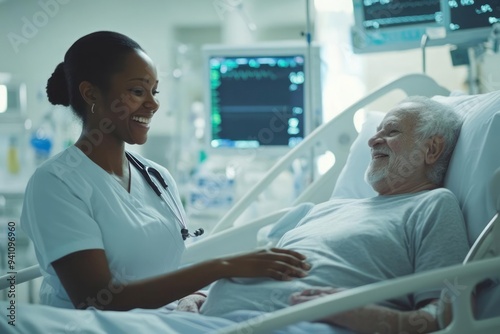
[304,0,317,187]
[305,0,314,131]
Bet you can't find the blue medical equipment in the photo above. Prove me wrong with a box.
[125,151,204,240]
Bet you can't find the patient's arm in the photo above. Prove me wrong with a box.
[290,288,439,334]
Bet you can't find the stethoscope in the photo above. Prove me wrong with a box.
[125,152,204,241]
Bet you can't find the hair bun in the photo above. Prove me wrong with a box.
[46,62,70,106]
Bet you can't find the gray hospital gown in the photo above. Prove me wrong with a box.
[201,188,470,318]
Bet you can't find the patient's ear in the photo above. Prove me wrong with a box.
[424,135,445,164]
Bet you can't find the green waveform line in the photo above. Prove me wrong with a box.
[221,69,278,80]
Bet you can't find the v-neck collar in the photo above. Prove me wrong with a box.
[70,145,133,195]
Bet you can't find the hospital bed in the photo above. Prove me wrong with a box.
[1,73,499,333]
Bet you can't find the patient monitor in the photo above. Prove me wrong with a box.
[351,0,445,53]
[351,0,500,54]
[441,0,500,45]
[202,43,323,155]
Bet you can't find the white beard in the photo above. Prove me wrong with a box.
[364,161,388,187]
[365,150,423,191]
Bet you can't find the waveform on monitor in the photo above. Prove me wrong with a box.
[364,0,438,9]
[221,69,278,80]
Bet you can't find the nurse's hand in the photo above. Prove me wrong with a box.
[217,248,310,281]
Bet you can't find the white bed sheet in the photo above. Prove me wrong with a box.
[0,301,348,334]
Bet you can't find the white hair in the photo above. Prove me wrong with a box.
[398,96,463,185]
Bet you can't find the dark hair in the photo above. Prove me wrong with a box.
[46,31,144,122]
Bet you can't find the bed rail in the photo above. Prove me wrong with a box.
[0,265,40,291]
[181,208,291,265]
[465,167,500,263]
[218,256,500,334]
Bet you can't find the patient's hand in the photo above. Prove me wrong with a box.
[290,287,439,334]
[175,294,206,313]
[289,287,347,305]
[290,287,377,332]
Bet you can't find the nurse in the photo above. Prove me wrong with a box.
[21,31,310,311]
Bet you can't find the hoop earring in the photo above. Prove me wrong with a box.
[91,103,95,114]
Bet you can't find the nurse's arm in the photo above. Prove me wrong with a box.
[52,247,310,310]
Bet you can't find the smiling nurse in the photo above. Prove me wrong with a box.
[20,31,310,312]
[75,47,160,191]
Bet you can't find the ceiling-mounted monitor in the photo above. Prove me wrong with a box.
[351,0,447,53]
[202,43,322,154]
[351,0,500,53]
[441,0,500,46]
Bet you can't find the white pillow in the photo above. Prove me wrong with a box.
[330,111,383,199]
[330,92,500,246]
[434,92,500,245]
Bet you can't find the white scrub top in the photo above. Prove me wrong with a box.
[20,146,186,308]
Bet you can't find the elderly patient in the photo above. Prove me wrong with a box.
[183,96,470,334]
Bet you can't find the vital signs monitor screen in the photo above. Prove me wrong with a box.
[361,0,441,30]
[208,54,307,149]
[446,0,500,31]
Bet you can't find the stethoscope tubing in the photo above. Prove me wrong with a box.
[158,179,188,230]
[125,152,187,230]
